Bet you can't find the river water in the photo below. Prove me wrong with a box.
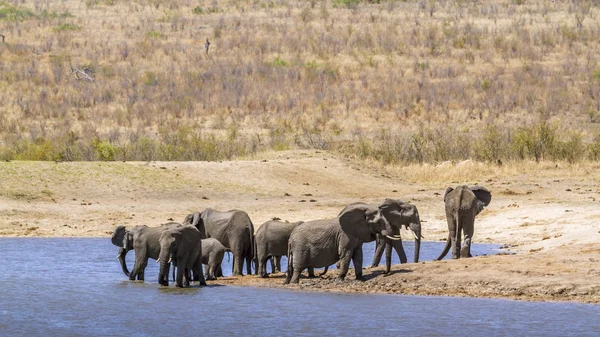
[0,238,598,336]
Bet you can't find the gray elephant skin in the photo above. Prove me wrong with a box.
[111,222,181,281]
[201,238,230,280]
[158,225,207,287]
[436,185,492,260]
[255,220,303,278]
[370,199,422,273]
[284,203,393,284]
[184,208,255,276]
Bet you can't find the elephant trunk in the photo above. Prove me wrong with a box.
[159,260,170,286]
[410,222,422,263]
[158,248,172,286]
[117,247,130,276]
[414,236,421,263]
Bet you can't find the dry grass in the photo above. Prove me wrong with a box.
[1,0,600,162]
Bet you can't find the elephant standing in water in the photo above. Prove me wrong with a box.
[436,185,492,260]
[158,226,207,287]
[201,238,230,280]
[184,209,255,276]
[255,220,303,278]
[111,222,181,281]
[370,199,422,274]
[284,203,394,284]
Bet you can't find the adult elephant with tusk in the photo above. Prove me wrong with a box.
[284,203,392,284]
[370,199,423,274]
[183,208,255,276]
[111,222,181,281]
[158,225,207,287]
[436,185,492,260]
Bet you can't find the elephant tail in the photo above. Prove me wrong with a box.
[248,220,256,275]
[284,241,293,284]
[435,233,451,261]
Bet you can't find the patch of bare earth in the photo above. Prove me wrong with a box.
[1,150,599,303]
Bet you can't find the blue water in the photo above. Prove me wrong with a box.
[0,238,598,336]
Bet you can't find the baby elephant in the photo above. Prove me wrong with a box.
[201,238,230,280]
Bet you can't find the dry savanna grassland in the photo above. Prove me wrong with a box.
[1,0,600,303]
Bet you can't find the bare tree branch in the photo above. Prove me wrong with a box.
[69,62,94,82]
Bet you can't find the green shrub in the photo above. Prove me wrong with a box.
[93,139,116,161]
[54,23,80,32]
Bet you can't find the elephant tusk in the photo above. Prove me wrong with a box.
[156,259,160,263]
[116,254,121,259]
[413,232,419,240]
[386,235,402,241]
[167,257,172,264]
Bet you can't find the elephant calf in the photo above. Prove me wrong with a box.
[201,238,230,280]
[255,220,303,278]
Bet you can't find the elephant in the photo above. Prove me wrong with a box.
[370,199,422,274]
[111,222,181,281]
[158,225,207,287]
[436,185,492,260]
[255,220,303,278]
[201,238,230,280]
[184,208,255,276]
[284,203,395,284]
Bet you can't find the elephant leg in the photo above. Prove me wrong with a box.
[175,263,185,287]
[318,266,329,277]
[245,255,253,276]
[231,240,244,276]
[307,267,316,278]
[448,215,460,259]
[337,252,353,281]
[129,248,147,281]
[269,257,276,274]
[392,239,408,264]
[275,256,282,273]
[453,229,462,260]
[385,239,392,274]
[194,259,207,286]
[216,265,223,277]
[259,256,268,278]
[461,220,473,258]
[370,235,385,268]
[133,258,148,281]
[352,248,365,281]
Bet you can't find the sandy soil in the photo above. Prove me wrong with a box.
[1,150,599,303]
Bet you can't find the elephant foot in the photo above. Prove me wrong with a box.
[199,281,207,286]
[460,246,470,258]
[355,275,366,282]
[335,276,346,283]
[259,273,269,278]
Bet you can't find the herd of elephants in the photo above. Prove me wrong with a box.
[111,185,492,287]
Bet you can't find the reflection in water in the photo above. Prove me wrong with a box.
[0,238,598,337]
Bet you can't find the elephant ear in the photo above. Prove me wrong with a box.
[339,204,375,242]
[470,185,492,206]
[443,187,454,202]
[111,226,126,247]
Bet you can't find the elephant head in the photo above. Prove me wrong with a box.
[378,199,422,263]
[111,225,134,276]
[183,211,207,238]
[338,203,389,242]
[157,230,181,286]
